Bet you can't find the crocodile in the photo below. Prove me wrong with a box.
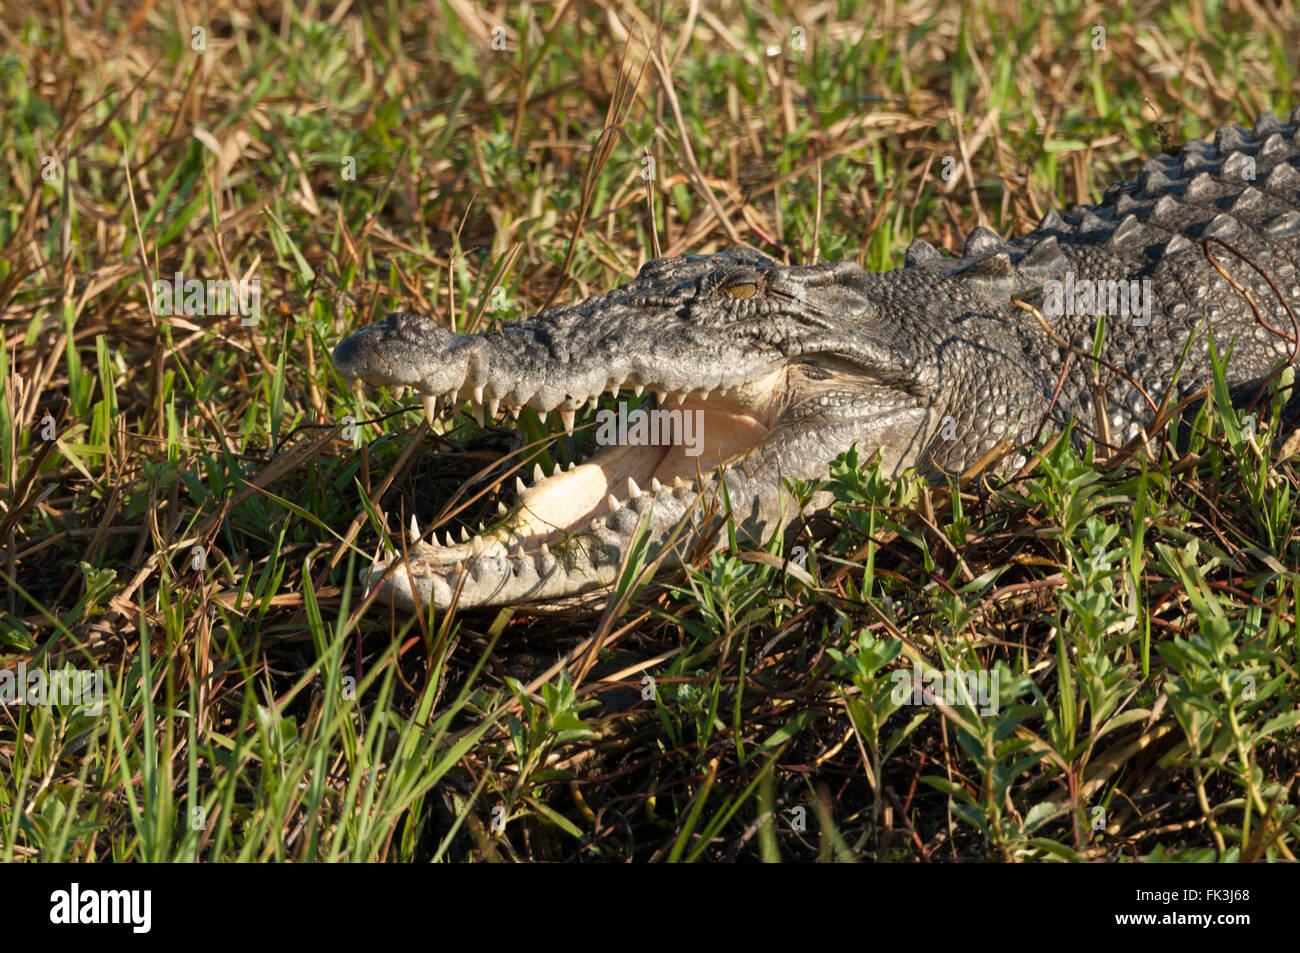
[332,111,1300,612]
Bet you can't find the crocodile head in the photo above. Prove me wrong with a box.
[332,246,955,611]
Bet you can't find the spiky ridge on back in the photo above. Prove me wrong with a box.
[895,110,1300,471]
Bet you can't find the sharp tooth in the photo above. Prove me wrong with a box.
[532,463,545,483]
[653,389,666,404]
[587,395,599,411]
[459,526,470,542]
[473,385,484,404]
[508,404,521,419]
[471,536,484,557]
[607,377,623,397]
[651,477,662,493]
[392,386,406,399]
[408,514,420,543]
[607,494,621,512]
[673,475,687,487]
[488,397,500,418]
[473,403,486,427]
[559,409,576,431]
[422,394,438,423]
[515,476,527,496]
[433,531,444,547]
[540,542,551,556]
[566,461,577,470]
[633,382,644,397]
[627,477,641,498]
[498,501,508,515]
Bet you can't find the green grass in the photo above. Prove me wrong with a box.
[0,0,1297,861]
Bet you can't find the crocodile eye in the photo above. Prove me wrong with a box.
[722,282,758,299]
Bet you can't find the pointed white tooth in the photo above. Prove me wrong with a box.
[498,501,508,515]
[607,377,623,397]
[472,403,486,427]
[566,461,577,470]
[627,477,641,498]
[651,477,662,493]
[587,394,599,411]
[673,475,687,487]
[607,494,621,512]
[540,542,551,556]
[515,476,527,496]
[459,526,470,542]
[408,514,420,543]
[471,536,484,557]
[392,386,406,399]
[632,382,644,397]
[488,397,500,418]
[422,394,438,423]
[473,385,484,404]
[559,409,576,431]
[653,389,666,404]
[508,404,521,419]
[532,463,545,483]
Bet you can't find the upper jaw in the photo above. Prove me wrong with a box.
[332,310,793,428]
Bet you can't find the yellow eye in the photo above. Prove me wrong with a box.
[723,282,758,299]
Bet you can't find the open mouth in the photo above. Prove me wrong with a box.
[361,365,788,607]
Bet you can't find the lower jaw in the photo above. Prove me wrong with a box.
[367,534,622,611]
[365,396,782,609]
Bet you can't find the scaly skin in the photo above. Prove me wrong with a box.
[333,111,1300,611]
